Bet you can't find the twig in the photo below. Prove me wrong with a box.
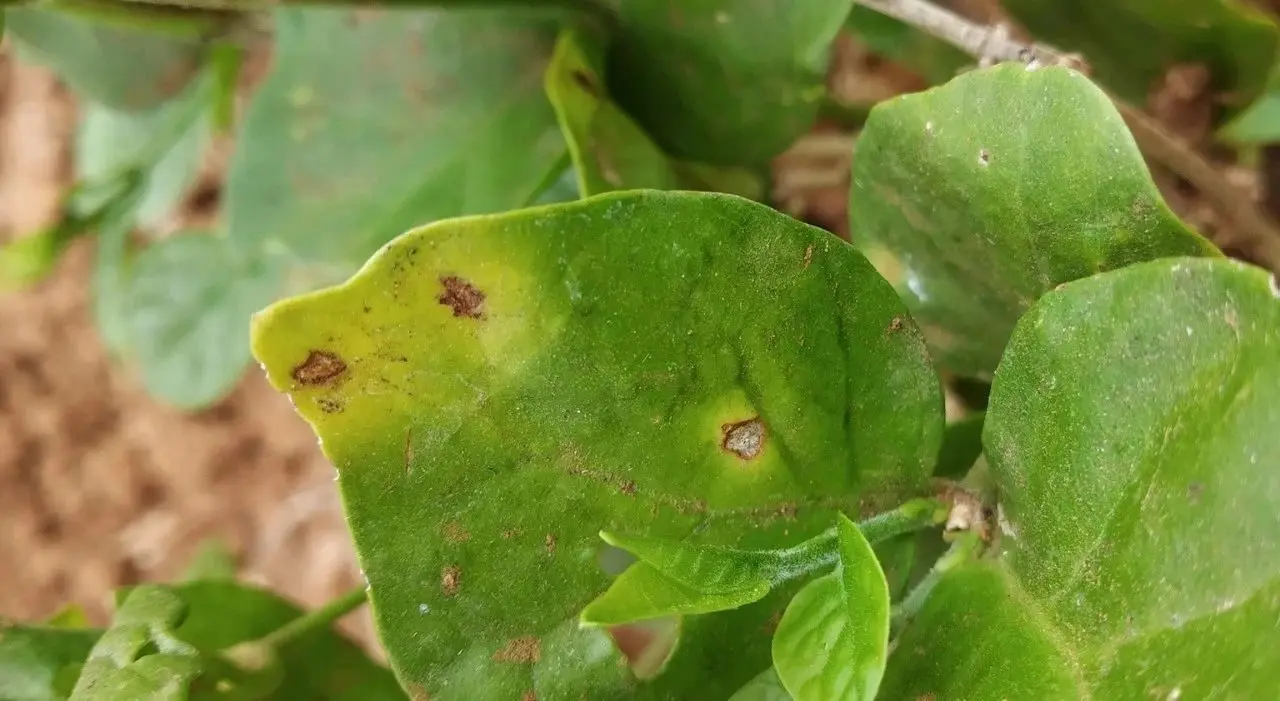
[856,0,1280,271]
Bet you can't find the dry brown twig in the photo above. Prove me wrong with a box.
[857,0,1280,271]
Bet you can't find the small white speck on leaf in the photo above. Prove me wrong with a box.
[978,149,991,166]
[715,11,730,23]
[1167,687,1182,701]
[925,120,934,133]
[1185,326,1193,337]
[419,603,430,614]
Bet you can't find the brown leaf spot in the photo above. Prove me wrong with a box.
[493,636,541,664]
[442,521,470,543]
[721,417,766,461]
[502,528,520,540]
[437,275,485,318]
[441,565,461,596]
[802,245,814,269]
[570,69,599,97]
[292,350,347,385]
[620,480,637,496]
[544,533,557,555]
[521,692,537,701]
[977,149,991,166]
[316,397,344,413]
[887,316,904,334]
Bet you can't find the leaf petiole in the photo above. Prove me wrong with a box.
[253,586,368,651]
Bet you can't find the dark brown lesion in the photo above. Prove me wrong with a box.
[437,275,486,319]
[721,417,766,461]
[570,69,599,97]
[292,350,347,385]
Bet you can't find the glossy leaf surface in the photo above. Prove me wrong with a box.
[772,514,888,701]
[251,191,943,698]
[850,63,1218,379]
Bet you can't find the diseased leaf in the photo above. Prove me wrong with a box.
[0,623,101,701]
[4,7,211,111]
[225,6,567,270]
[1002,0,1278,109]
[250,191,943,698]
[125,233,282,408]
[544,30,762,198]
[881,257,1280,698]
[772,514,888,701]
[850,63,1219,379]
[606,0,855,166]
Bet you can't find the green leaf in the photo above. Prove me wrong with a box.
[4,6,210,112]
[125,233,282,409]
[850,63,1219,379]
[181,540,238,583]
[70,585,202,700]
[93,188,146,356]
[225,6,567,270]
[606,0,854,166]
[250,190,943,698]
[845,7,969,85]
[1002,0,1278,109]
[163,581,405,701]
[0,622,101,701]
[581,562,769,627]
[772,513,888,701]
[0,225,80,292]
[73,77,210,234]
[727,668,790,701]
[881,257,1280,698]
[1222,65,1280,144]
[544,30,763,198]
[934,411,984,479]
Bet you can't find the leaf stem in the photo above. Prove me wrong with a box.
[889,529,982,635]
[256,586,368,650]
[765,498,949,583]
[854,0,1280,271]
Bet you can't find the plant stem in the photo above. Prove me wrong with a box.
[855,0,1280,272]
[859,497,950,543]
[889,529,982,635]
[257,586,367,650]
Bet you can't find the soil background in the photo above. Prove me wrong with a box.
[0,0,1270,655]
[0,50,375,644]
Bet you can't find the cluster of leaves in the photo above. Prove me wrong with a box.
[1,0,1279,700]
[3,0,1280,408]
[1,542,405,700]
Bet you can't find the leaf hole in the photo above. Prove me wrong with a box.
[978,149,991,166]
